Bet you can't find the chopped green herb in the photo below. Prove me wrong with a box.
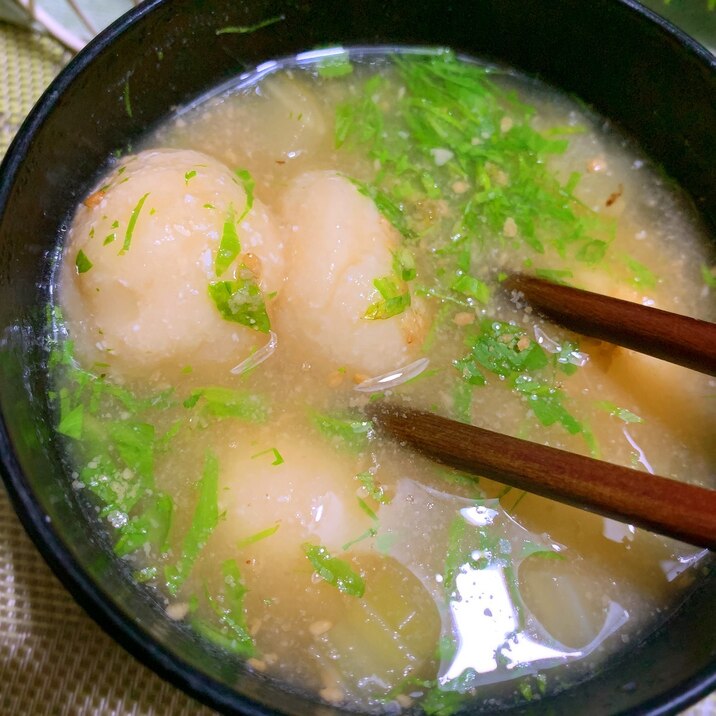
[202,559,255,656]
[250,447,284,465]
[184,386,268,422]
[365,275,411,320]
[114,493,172,557]
[514,375,583,434]
[435,467,482,497]
[452,379,474,422]
[576,239,609,264]
[455,319,590,442]
[75,250,93,274]
[119,192,149,255]
[451,274,490,304]
[597,400,644,424]
[349,177,417,239]
[215,204,241,277]
[184,169,197,184]
[236,523,280,548]
[165,451,220,595]
[465,319,548,379]
[555,340,582,375]
[233,168,255,223]
[335,51,610,290]
[134,566,157,583]
[317,51,354,78]
[311,411,372,451]
[534,268,573,284]
[357,497,379,522]
[215,15,284,35]
[109,420,155,484]
[392,246,417,282]
[57,400,83,439]
[624,255,658,289]
[302,543,365,597]
[700,264,716,288]
[421,687,469,716]
[355,471,391,504]
[342,527,377,551]
[208,273,270,333]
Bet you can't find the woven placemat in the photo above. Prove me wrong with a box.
[0,17,713,716]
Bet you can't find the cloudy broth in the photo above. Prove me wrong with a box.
[54,49,715,712]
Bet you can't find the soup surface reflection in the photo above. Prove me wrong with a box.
[54,49,715,712]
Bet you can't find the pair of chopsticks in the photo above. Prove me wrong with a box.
[369,274,716,550]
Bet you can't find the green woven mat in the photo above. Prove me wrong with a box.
[0,17,713,716]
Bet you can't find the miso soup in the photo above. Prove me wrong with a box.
[52,49,715,712]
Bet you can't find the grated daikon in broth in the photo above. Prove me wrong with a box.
[53,49,715,712]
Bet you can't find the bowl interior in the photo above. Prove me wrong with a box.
[0,0,714,714]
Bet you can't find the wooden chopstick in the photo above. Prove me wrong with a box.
[503,274,716,375]
[368,404,716,550]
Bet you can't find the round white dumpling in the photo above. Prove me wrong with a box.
[277,171,427,377]
[214,432,371,567]
[61,148,283,377]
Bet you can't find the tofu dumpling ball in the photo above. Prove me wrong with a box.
[214,433,371,570]
[61,149,283,377]
[277,171,428,378]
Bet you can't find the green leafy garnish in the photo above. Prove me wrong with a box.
[597,401,643,424]
[336,52,609,269]
[119,192,149,255]
[392,246,417,281]
[236,523,280,548]
[184,169,197,184]
[452,380,474,422]
[250,447,284,465]
[311,411,372,451]
[75,250,93,274]
[350,177,417,239]
[302,543,365,597]
[57,389,83,439]
[317,50,354,78]
[233,168,255,223]
[422,686,469,716]
[534,268,573,284]
[365,276,411,320]
[455,319,590,441]
[514,376,582,434]
[700,264,716,288]
[184,386,268,422]
[451,274,490,304]
[355,470,391,504]
[576,239,609,265]
[342,527,377,552]
[357,497,379,522]
[624,255,658,289]
[460,319,548,381]
[208,273,270,333]
[215,204,241,277]
[201,559,255,656]
[109,420,155,483]
[114,493,172,557]
[165,451,220,595]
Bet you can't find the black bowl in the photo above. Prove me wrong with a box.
[0,1,714,714]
